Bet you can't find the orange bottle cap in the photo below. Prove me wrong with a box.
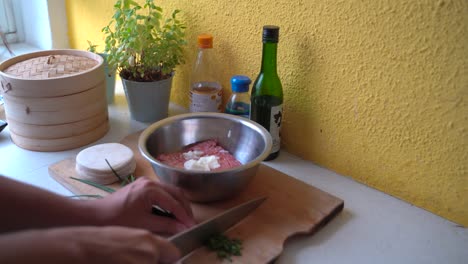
[198,34,213,48]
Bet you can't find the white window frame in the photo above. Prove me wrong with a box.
[0,0,18,44]
[0,0,69,62]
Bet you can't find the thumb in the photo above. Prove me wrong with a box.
[153,236,181,264]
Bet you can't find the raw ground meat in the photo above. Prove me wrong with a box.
[157,139,242,171]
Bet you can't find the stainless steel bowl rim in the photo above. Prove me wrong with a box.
[138,112,273,174]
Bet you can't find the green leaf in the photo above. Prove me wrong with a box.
[102,0,187,81]
[105,158,123,182]
[86,40,98,53]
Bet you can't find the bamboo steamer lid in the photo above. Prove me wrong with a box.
[0,49,104,97]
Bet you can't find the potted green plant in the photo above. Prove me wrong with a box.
[102,0,186,122]
[87,41,116,104]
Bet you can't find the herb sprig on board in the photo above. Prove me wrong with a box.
[69,159,136,196]
[105,158,136,186]
[70,159,174,218]
[70,177,116,193]
[204,233,243,262]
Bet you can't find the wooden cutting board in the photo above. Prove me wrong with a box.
[49,131,344,263]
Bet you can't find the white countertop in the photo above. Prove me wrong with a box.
[0,90,466,264]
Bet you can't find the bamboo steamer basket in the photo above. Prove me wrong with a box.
[0,49,109,152]
[7,111,108,139]
[9,122,110,152]
[3,81,107,125]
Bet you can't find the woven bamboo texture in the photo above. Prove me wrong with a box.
[4,54,98,79]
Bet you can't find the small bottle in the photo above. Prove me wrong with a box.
[225,75,251,118]
[189,34,223,113]
[250,25,283,161]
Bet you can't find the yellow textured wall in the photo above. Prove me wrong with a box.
[65,0,468,226]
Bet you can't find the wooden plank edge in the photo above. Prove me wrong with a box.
[48,161,84,196]
[268,200,345,263]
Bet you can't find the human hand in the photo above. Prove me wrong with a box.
[0,226,180,264]
[64,226,181,264]
[91,176,196,234]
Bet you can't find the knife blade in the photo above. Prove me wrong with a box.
[168,196,267,258]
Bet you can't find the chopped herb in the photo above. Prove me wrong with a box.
[204,233,243,262]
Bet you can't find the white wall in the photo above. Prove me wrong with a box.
[19,0,52,49]
[0,0,69,61]
[47,0,69,49]
[14,0,68,50]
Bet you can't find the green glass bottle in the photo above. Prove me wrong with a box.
[250,25,283,161]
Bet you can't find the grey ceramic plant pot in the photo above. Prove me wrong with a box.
[98,53,116,104]
[121,74,173,123]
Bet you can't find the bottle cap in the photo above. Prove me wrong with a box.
[198,34,213,48]
[231,75,251,92]
[262,25,279,43]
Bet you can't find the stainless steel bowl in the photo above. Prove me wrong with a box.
[138,112,272,202]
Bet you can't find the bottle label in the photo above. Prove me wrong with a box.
[269,104,282,152]
[189,84,223,112]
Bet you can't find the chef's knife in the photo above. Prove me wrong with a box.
[169,196,267,258]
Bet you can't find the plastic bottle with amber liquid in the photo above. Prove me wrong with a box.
[250,25,283,161]
[189,34,223,113]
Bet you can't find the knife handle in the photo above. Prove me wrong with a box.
[0,120,7,133]
[152,205,175,219]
